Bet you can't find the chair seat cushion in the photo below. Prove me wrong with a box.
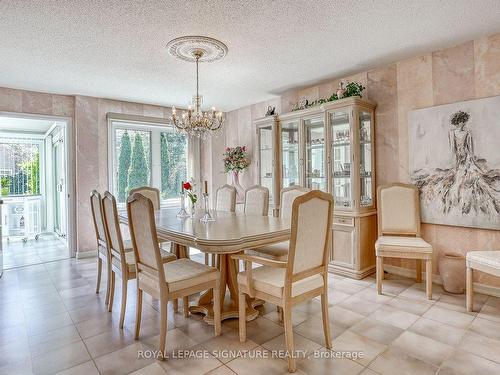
[246,241,289,261]
[375,236,433,255]
[113,247,176,272]
[162,258,218,292]
[237,266,324,298]
[467,251,500,269]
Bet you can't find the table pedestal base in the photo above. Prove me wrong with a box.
[188,252,264,323]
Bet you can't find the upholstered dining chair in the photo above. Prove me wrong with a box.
[466,251,500,312]
[102,191,177,328]
[243,185,269,216]
[215,184,237,212]
[247,185,310,261]
[375,183,433,299]
[204,184,238,265]
[233,190,333,373]
[128,186,172,251]
[90,190,113,305]
[127,192,221,359]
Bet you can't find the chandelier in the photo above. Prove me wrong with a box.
[167,36,228,139]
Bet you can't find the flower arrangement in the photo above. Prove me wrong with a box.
[291,81,366,111]
[182,180,197,205]
[223,146,250,173]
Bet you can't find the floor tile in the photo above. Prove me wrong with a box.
[468,316,500,341]
[422,305,475,328]
[54,361,100,375]
[367,305,420,329]
[84,327,136,358]
[390,331,453,366]
[332,330,387,366]
[226,347,302,375]
[477,304,500,323]
[459,331,500,363]
[387,296,434,316]
[94,342,154,375]
[350,318,404,345]
[368,347,438,375]
[438,349,500,375]
[31,340,91,375]
[129,363,168,375]
[296,347,365,375]
[339,295,383,316]
[262,332,321,356]
[158,344,223,375]
[408,317,466,346]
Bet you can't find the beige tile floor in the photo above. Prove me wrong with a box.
[1,256,500,375]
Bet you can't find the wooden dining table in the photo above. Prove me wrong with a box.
[119,208,290,323]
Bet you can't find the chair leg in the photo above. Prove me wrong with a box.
[108,271,115,312]
[321,292,332,349]
[205,253,209,265]
[96,258,102,294]
[426,259,432,300]
[211,254,216,267]
[135,288,143,339]
[376,256,383,295]
[105,263,111,305]
[173,299,179,313]
[159,298,168,360]
[183,296,189,318]
[213,279,221,336]
[277,306,284,322]
[282,302,296,373]
[416,259,422,283]
[466,266,473,312]
[238,291,246,343]
[119,277,128,329]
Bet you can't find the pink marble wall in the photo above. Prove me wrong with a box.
[222,32,500,286]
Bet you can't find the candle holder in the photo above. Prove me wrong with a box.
[176,192,189,218]
[200,192,214,223]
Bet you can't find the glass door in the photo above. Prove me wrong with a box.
[359,111,373,208]
[304,118,326,191]
[53,139,66,237]
[258,124,274,200]
[330,110,353,209]
[281,120,299,188]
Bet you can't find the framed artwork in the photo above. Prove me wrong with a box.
[408,96,500,230]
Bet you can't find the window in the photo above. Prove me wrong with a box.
[0,137,42,197]
[109,116,190,206]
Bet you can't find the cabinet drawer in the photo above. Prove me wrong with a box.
[333,216,354,226]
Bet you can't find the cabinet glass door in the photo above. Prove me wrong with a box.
[359,111,373,208]
[258,125,274,200]
[281,120,299,188]
[330,111,353,208]
[304,118,326,191]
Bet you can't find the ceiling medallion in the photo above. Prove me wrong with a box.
[166,36,227,139]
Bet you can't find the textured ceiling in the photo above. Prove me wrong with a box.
[1,0,500,111]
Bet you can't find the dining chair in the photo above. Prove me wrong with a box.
[466,251,500,312]
[243,185,269,216]
[128,186,172,251]
[247,186,310,261]
[127,192,221,359]
[102,191,177,328]
[233,190,333,373]
[375,183,433,299]
[90,190,112,305]
[204,184,237,265]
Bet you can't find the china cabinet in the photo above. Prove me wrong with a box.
[253,97,377,279]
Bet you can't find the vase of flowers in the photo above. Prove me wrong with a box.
[182,180,198,217]
[223,146,250,202]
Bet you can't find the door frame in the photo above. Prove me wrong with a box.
[0,111,76,258]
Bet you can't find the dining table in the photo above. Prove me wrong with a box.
[119,208,290,323]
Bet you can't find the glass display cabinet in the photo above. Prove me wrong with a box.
[253,97,376,278]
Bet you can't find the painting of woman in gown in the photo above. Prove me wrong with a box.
[409,98,500,230]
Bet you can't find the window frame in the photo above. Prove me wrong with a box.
[107,113,198,209]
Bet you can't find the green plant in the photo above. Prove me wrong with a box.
[117,130,131,202]
[1,176,10,196]
[128,133,149,191]
[223,146,250,173]
[21,153,40,195]
[343,82,365,98]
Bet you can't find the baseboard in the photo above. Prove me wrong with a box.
[383,264,500,298]
[76,250,97,259]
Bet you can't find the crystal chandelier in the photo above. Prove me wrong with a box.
[167,36,228,139]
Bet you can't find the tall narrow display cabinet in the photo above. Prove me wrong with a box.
[254,97,377,279]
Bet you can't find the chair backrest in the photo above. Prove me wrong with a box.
[102,192,127,267]
[286,190,333,282]
[129,186,161,210]
[216,184,236,212]
[280,186,310,221]
[90,190,107,247]
[244,185,269,216]
[127,193,165,285]
[377,183,421,237]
